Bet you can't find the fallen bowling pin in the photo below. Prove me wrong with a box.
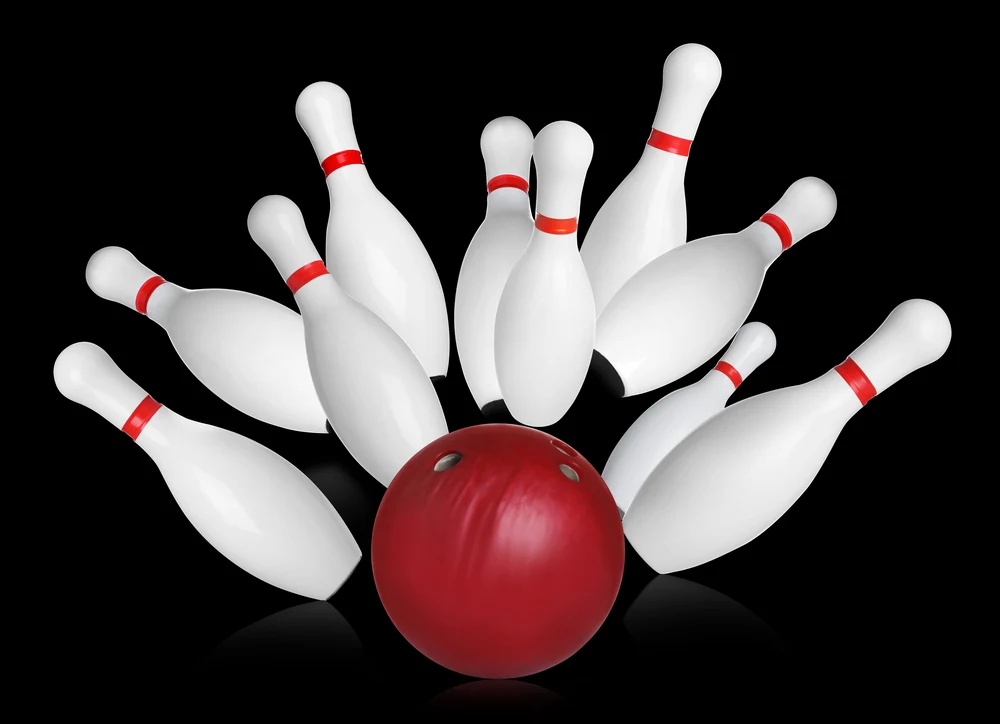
[248,195,449,487]
[602,321,776,518]
[594,176,837,397]
[53,342,361,599]
[493,121,596,427]
[623,299,951,574]
[581,43,723,315]
[454,117,535,415]
[296,81,450,378]
[86,246,328,433]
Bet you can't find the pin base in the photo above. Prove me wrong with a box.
[590,350,625,398]
[481,400,515,423]
[325,420,334,435]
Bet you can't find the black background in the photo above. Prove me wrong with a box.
[43,29,966,713]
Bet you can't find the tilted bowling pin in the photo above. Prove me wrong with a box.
[581,43,722,315]
[624,299,951,574]
[296,82,450,378]
[86,247,328,434]
[603,322,776,518]
[248,195,448,486]
[493,121,596,427]
[454,117,535,415]
[595,177,837,397]
[53,342,361,599]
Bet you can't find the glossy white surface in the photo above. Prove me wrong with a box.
[248,196,448,486]
[53,342,361,600]
[602,322,775,517]
[581,43,723,315]
[86,247,328,434]
[596,177,837,397]
[296,81,450,378]
[494,121,596,427]
[623,300,951,574]
[455,117,535,411]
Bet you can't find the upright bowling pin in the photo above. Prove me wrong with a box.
[581,43,722,315]
[603,322,776,518]
[493,121,595,427]
[296,82,450,378]
[86,247,328,433]
[53,342,361,600]
[595,177,837,397]
[624,299,951,574]
[248,195,448,486]
[454,117,535,415]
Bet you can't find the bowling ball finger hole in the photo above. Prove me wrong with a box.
[433,453,462,472]
[550,440,578,457]
[558,464,579,482]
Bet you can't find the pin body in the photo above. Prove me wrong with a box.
[248,195,449,486]
[581,43,722,315]
[455,117,535,412]
[53,342,361,600]
[623,299,952,574]
[296,82,450,378]
[494,121,596,427]
[602,322,775,517]
[596,177,837,397]
[86,247,327,433]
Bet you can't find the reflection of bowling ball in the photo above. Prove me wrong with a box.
[423,680,566,716]
[195,601,371,687]
[624,575,786,670]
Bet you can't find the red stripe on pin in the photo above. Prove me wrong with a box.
[122,395,162,441]
[713,361,743,388]
[487,174,529,194]
[135,276,166,315]
[835,357,877,406]
[760,213,793,251]
[535,214,577,234]
[321,150,364,177]
[286,260,329,294]
[647,129,692,156]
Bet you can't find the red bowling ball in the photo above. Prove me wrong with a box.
[371,424,624,679]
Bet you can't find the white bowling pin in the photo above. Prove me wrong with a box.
[86,247,328,434]
[624,299,951,574]
[53,342,361,600]
[581,43,722,315]
[247,195,448,486]
[595,177,837,397]
[454,117,535,414]
[493,121,596,427]
[603,322,776,518]
[296,81,450,378]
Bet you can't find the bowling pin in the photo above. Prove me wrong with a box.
[493,121,595,427]
[53,342,361,600]
[624,299,951,574]
[581,43,722,315]
[603,322,776,518]
[595,177,837,397]
[296,81,450,378]
[86,247,328,434]
[454,117,535,414]
[247,195,448,486]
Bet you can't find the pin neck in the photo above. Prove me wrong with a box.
[321,150,364,177]
[759,213,793,251]
[535,213,577,235]
[647,128,692,156]
[712,361,743,388]
[122,394,162,441]
[835,358,877,406]
[286,260,330,294]
[135,276,166,315]
[487,174,529,195]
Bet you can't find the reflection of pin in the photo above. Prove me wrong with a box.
[53,342,361,600]
[196,602,368,681]
[423,680,565,713]
[625,299,952,574]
